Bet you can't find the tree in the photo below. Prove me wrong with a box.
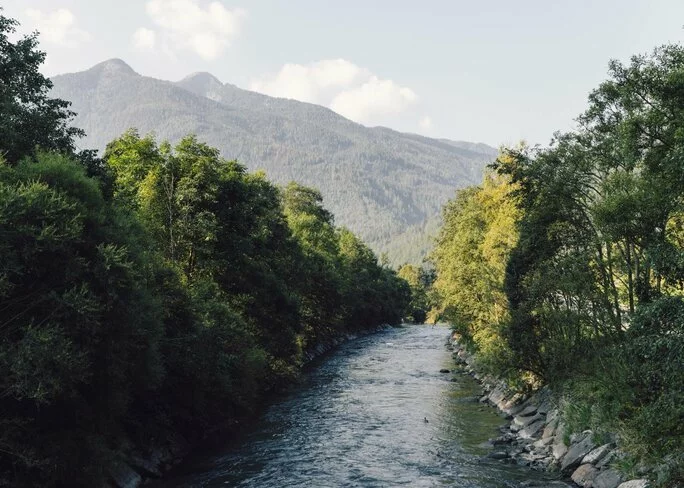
[430,167,521,372]
[397,264,431,323]
[0,153,163,485]
[0,9,83,163]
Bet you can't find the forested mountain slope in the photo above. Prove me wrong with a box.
[50,59,496,263]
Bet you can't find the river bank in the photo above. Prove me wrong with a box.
[446,334,651,488]
[105,324,393,488]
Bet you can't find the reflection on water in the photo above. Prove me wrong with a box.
[157,326,558,487]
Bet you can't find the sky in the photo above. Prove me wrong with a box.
[3,0,684,147]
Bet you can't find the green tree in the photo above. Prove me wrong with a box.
[0,10,83,163]
[0,153,163,485]
[431,168,521,373]
[282,182,344,343]
[397,264,432,323]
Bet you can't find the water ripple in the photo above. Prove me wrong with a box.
[157,326,558,487]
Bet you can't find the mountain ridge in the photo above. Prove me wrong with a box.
[50,58,497,263]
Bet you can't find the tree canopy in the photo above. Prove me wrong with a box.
[0,9,83,163]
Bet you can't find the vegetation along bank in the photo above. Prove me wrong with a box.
[430,44,684,488]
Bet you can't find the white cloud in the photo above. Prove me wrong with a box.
[24,8,90,47]
[330,77,417,123]
[250,60,418,125]
[140,0,247,60]
[250,59,365,103]
[132,28,156,51]
[419,115,433,130]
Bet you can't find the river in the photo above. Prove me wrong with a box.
[157,325,560,487]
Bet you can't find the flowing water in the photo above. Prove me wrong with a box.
[158,326,560,487]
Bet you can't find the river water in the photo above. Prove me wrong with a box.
[158,325,559,487]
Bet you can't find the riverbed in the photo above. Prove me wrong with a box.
[156,325,560,487]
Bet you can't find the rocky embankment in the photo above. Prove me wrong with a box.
[105,324,393,488]
[447,335,651,488]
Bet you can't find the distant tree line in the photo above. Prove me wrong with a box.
[0,10,410,486]
[431,45,684,486]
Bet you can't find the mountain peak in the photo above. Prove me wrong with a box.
[177,71,224,101]
[181,71,223,86]
[89,58,137,76]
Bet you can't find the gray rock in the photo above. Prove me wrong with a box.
[506,401,528,417]
[514,412,545,428]
[537,399,553,415]
[520,419,546,439]
[553,440,568,460]
[617,481,649,488]
[489,384,507,406]
[596,450,619,469]
[533,437,554,449]
[570,430,592,444]
[582,444,613,465]
[502,393,525,413]
[560,433,596,472]
[542,421,558,440]
[108,463,141,488]
[518,405,538,417]
[594,469,623,488]
[571,463,599,487]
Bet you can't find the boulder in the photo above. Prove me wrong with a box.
[560,432,596,472]
[501,393,525,413]
[513,412,545,428]
[552,440,568,460]
[520,419,546,439]
[489,384,507,406]
[518,405,538,417]
[596,450,619,469]
[571,463,598,487]
[542,420,558,440]
[594,469,623,488]
[537,398,553,415]
[533,437,554,449]
[506,401,528,417]
[582,444,613,465]
[617,481,649,488]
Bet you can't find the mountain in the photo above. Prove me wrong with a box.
[50,59,497,264]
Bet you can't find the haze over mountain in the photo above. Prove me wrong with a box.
[50,59,496,263]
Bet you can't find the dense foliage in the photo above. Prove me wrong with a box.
[396,263,433,323]
[0,12,83,163]
[432,45,684,485]
[431,168,521,373]
[0,12,410,487]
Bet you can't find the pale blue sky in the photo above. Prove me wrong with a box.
[4,0,684,146]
